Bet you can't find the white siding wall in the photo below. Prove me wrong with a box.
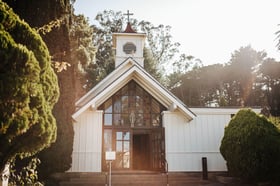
[70,110,103,172]
[163,110,231,172]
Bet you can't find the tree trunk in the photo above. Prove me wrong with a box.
[0,163,9,186]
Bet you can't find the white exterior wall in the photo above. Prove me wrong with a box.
[163,110,231,172]
[70,110,103,172]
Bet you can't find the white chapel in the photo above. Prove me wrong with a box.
[70,19,260,173]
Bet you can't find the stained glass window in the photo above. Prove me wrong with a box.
[99,80,166,128]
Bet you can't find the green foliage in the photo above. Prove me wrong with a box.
[85,10,125,89]
[36,17,64,35]
[69,14,97,92]
[138,20,181,80]
[169,45,280,113]
[220,109,280,183]
[5,0,95,181]
[143,48,163,82]
[259,59,280,116]
[70,15,96,69]
[10,0,77,180]
[39,14,96,178]
[0,0,59,171]
[171,64,225,106]
[223,45,266,106]
[9,157,43,186]
[269,116,280,130]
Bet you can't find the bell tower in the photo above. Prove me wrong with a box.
[112,11,146,68]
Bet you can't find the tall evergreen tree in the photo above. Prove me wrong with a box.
[0,0,59,171]
[4,0,75,180]
[223,45,266,106]
[70,14,96,98]
[259,59,280,116]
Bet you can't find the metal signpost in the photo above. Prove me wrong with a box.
[105,151,116,186]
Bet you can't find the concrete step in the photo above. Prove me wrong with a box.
[58,172,213,186]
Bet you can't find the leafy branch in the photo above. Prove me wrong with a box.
[36,16,65,35]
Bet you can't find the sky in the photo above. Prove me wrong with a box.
[74,0,280,66]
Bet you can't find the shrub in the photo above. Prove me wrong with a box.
[220,109,280,183]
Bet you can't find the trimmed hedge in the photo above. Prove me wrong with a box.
[220,109,280,183]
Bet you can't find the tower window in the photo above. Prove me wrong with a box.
[123,42,136,54]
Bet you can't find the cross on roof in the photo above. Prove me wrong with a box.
[124,10,133,23]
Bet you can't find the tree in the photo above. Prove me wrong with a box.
[220,109,280,183]
[170,63,225,106]
[138,21,181,82]
[85,10,124,89]
[222,45,266,106]
[69,14,96,98]
[144,48,165,83]
[5,1,98,182]
[161,53,201,89]
[167,44,280,110]
[259,59,280,116]
[3,0,76,181]
[0,0,59,172]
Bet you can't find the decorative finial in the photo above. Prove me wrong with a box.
[124,10,133,23]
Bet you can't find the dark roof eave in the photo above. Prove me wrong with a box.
[123,22,136,33]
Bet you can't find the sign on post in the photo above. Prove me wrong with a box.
[105,151,116,161]
[105,151,115,186]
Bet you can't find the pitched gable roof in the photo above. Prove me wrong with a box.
[72,57,196,121]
